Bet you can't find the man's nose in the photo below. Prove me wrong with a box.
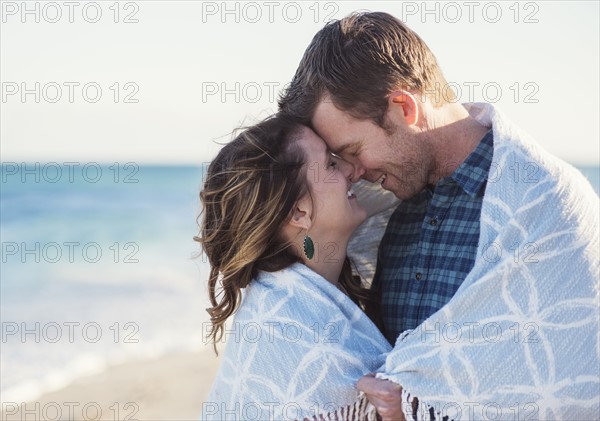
[350,164,367,183]
[344,160,366,183]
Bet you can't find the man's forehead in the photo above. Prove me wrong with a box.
[314,97,341,115]
[314,102,359,135]
[313,100,351,132]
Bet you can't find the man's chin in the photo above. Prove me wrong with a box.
[378,177,397,194]
[385,183,416,201]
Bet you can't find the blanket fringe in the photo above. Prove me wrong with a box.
[401,387,447,421]
[302,393,379,420]
[298,390,443,421]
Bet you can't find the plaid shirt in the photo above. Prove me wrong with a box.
[374,130,494,344]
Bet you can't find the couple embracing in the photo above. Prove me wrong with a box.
[198,12,599,421]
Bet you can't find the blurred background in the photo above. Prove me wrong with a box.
[1,1,598,419]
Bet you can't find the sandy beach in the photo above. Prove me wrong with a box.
[1,348,220,421]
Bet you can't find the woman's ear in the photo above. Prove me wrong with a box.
[388,90,419,127]
[287,195,312,231]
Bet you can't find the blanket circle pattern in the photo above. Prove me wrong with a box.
[380,103,600,421]
[201,263,391,420]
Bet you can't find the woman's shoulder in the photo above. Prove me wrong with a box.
[239,263,346,317]
[217,263,343,355]
[206,263,390,420]
[233,263,385,347]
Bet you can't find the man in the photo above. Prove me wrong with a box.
[279,12,599,421]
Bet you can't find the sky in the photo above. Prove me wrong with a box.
[1,0,599,165]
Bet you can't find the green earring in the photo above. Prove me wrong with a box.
[303,233,314,260]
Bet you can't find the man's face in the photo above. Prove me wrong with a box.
[312,99,433,200]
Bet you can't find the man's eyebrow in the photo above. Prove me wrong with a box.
[333,140,362,155]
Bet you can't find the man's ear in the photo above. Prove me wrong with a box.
[287,195,312,231]
[388,90,419,126]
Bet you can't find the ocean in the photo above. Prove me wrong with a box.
[1,163,598,403]
[0,165,211,403]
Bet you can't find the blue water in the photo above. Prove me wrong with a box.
[0,165,213,402]
[0,163,598,402]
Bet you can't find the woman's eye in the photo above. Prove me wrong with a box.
[328,160,337,168]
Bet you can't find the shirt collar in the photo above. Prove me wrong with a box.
[449,129,494,198]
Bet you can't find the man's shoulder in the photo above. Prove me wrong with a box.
[483,136,599,237]
[490,134,596,202]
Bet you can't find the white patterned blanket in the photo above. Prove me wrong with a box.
[378,103,600,420]
[201,262,391,420]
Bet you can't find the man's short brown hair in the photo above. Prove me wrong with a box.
[279,12,454,127]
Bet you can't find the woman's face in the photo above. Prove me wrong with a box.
[298,127,367,243]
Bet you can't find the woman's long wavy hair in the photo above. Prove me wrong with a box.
[195,114,379,353]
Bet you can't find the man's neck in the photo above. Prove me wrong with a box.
[425,103,490,184]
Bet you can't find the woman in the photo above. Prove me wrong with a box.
[197,114,392,420]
